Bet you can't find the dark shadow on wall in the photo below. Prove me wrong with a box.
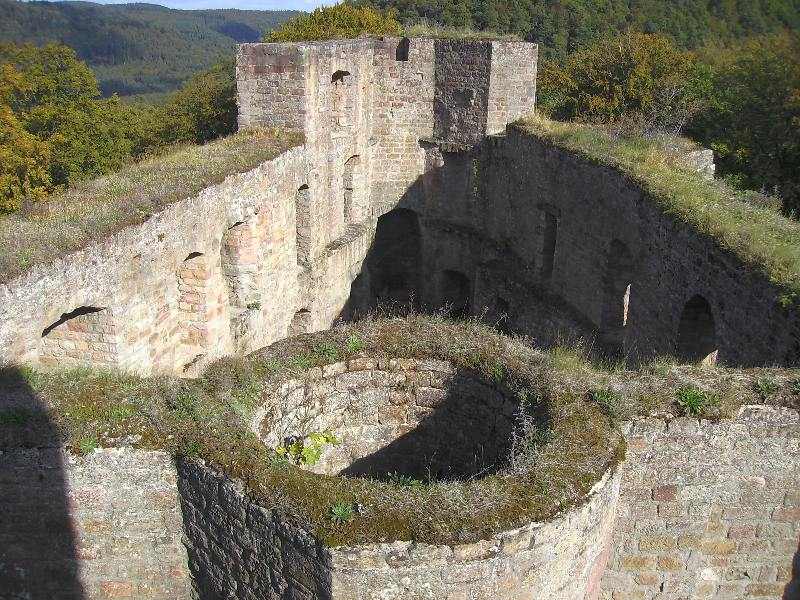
[0,367,86,600]
[334,169,602,353]
[175,457,334,600]
[339,368,543,482]
[785,539,800,600]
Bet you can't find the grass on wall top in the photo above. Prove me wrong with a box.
[0,315,624,547]
[0,128,302,284]
[515,115,800,303]
[1,314,798,547]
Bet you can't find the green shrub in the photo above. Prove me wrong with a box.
[78,436,98,455]
[314,342,339,363]
[276,430,340,466]
[345,333,365,354]
[387,472,425,487]
[330,501,355,525]
[539,32,700,135]
[265,4,402,43]
[675,386,716,417]
[754,376,780,399]
[590,387,621,417]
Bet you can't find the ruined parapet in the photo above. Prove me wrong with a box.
[236,37,538,146]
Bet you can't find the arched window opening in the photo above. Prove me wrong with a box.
[177,252,210,364]
[296,185,311,266]
[367,208,422,312]
[331,70,351,85]
[441,270,471,319]
[600,239,634,350]
[221,221,260,311]
[676,294,718,365]
[288,308,312,336]
[331,71,353,127]
[40,306,117,367]
[396,37,410,61]
[342,156,361,223]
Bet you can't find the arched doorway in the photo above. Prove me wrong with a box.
[440,270,471,318]
[366,208,422,311]
[676,294,718,364]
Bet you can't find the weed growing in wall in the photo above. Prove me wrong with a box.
[387,472,425,487]
[345,333,365,354]
[675,386,717,417]
[754,376,780,400]
[590,388,622,418]
[329,501,355,525]
[78,436,99,455]
[276,431,340,466]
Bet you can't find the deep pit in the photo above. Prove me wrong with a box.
[257,358,521,481]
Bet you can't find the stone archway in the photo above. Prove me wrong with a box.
[676,294,718,364]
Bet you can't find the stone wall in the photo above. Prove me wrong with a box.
[601,405,800,600]
[254,357,520,480]
[2,35,798,376]
[476,127,800,365]
[0,148,309,376]
[0,448,190,599]
[3,406,797,600]
[178,455,620,600]
[177,459,332,599]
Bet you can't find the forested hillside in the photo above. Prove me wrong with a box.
[0,0,296,95]
[369,0,800,58]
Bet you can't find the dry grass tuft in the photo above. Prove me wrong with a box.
[0,128,302,283]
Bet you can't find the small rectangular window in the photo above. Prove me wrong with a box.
[541,212,558,280]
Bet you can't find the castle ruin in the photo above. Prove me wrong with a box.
[0,38,798,600]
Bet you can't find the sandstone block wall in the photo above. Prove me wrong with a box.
[476,128,800,365]
[601,405,800,600]
[177,459,331,599]
[0,448,190,599]
[0,148,309,376]
[254,358,521,479]
[177,455,621,600]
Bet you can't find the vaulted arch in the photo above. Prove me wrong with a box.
[676,294,718,364]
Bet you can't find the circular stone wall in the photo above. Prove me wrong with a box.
[244,318,625,600]
[257,358,518,481]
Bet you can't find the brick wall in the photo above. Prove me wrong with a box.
[601,406,800,600]
[0,448,190,599]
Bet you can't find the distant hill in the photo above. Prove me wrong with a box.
[373,0,800,59]
[0,0,298,95]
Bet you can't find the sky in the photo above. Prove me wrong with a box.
[40,0,326,11]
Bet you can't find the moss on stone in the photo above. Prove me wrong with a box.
[1,315,796,547]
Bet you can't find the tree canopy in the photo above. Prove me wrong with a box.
[265,4,403,43]
[0,43,238,213]
[0,0,296,96]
